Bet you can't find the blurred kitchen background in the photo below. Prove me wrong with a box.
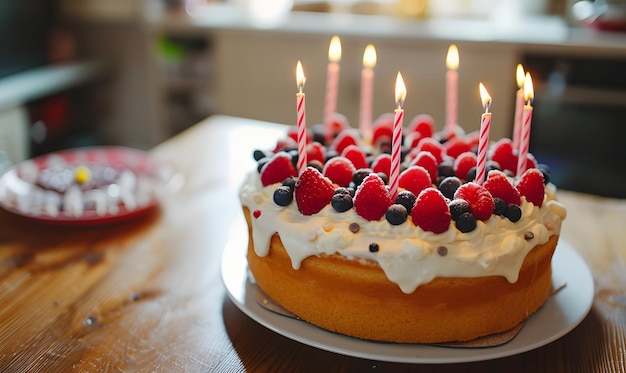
[0,0,625,197]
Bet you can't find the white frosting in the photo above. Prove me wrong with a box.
[240,171,566,294]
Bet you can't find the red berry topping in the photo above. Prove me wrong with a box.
[323,156,356,187]
[260,152,297,186]
[407,114,435,138]
[454,182,495,221]
[295,167,335,215]
[330,129,359,154]
[411,188,451,234]
[306,142,326,164]
[341,144,369,170]
[483,170,521,206]
[404,131,424,149]
[287,125,312,145]
[444,137,472,159]
[371,154,392,178]
[416,137,445,164]
[489,139,517,175]
[516,168,545,207]
[326,113,349,140]
[399,165,432,197]
[372,113,393,146]
[354,174,392,221]
[453,151,477,181]
[410,151,438,183]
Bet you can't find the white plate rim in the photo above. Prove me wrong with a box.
[220,217,594,364]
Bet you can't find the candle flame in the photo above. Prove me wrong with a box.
[446,44,459,70]
[516,64,525,88]
[328,36,342,63]
[296,60,305,93]
[524,72,534,104]
[395,72,406,109]
[363,44,377,68]
[479,83,491,113]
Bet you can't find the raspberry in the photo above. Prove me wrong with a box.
[399,166,432,197]
[483,170,521,206]
[372,113,393,146]
[489,139,517,175]
[323,156,356,187]
[306,142,326,164]
[416,138,445,164]
[286,125,312,145]
[407,114,435,138]
[453,151,477,181]
[410,151,438,183]
[272,137,297,154]
[404,131,424,150]
[353,174,392,221]
[326,113,349,140]
[444,137,472,159]
[411,188,451,234]
[341,145,369,170]
[516,168,545,207]
[454,182,495,221]
[295,167,335,215]
[330,129,359,154]
[259,151,298,186]
[371,154,391,178]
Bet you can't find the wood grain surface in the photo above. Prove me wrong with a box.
[0,115,624,372]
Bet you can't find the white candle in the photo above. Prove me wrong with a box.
[324,36,341,135]
[359,44,377,143]
[517,72,534,177]
[512,64,525,150]
[445,44,459,137]
[390,72,406,201]
[296,60,307,175]
[476,83,492,185]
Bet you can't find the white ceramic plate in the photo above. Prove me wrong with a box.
[221,217,594,364]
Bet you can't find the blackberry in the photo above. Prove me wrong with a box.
[308,159,324,173]
[395,190,417,213]
[486,160,501,174]
[282,176,297,189]
[439,176,462,200]
[385,204,408,225]
[466,166,477,183]
[352,168,373,187]
[456,212,477,233]
[377,172,389,185]
[325,149,339,162]
[505,204,522,222]
[334,187,351,195]
[493,197,507,216]
[253,149,268,161]
[448,199,470,220]
[438,160,455,178]
[273,186,294,206]
[288,149,299,169]
[331,193,353,212]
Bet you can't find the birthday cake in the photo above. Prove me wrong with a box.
[239,112,566,344]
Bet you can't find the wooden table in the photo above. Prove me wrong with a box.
[1,115,625,372]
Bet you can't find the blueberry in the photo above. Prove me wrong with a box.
[456,212,477,233]
[325,149,339,162]
[448,199,470,221]
[379,141,392,154]
[369,243,380,253]
[486,160,501,174]
[438,160,455,178]
[385,204,408,225]
[505,204,522,222]
[253,149,268,161]
[395,190,417,213]
[312,124,326,144]
[282,176,297,189]
[353,168,374,187]
[288,149,299,169]
[331,193,353,212]
[537,164,551,184]
[273,186,293,206]
[439,176,462,200]
[377,172,389,185]
[466,166,477,182]
[308,160,324,172]
[257,157,270,173]
[493,197,507,216]
[334,187,351,195]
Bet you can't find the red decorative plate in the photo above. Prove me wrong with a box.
[0,146,181,226]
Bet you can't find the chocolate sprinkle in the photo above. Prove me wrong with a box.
[437,246,448,256]
[349,222,360,233]
[524,231,535,240]
[369,243,379,253]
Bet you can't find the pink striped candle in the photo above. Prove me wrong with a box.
[324,36,341,134]
[512,64,525,150]
[296,61,307,175]
[517,72,534,177]
[445,45,459,137]
[390,72,406,201]
[476,83,492,185]
[359,44,376,143]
